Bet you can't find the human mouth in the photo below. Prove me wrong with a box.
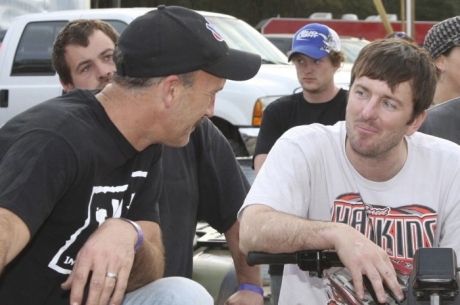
[356,122,379,134]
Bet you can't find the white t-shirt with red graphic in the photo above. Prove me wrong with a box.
[239,121,460,305]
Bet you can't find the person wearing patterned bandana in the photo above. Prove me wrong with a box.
[0,6,261,305]
[418,16,460,145]
[253,22,348,305]
[239,38,460,305]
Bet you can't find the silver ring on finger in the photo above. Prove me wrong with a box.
[106,272,118,279]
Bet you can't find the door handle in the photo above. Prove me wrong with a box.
[0,90,8,108]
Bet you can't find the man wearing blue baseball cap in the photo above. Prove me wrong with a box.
[253,22,347,304]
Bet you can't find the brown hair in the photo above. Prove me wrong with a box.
[329,50,346,67]
[350,38,437,123]
[52,19,119,85]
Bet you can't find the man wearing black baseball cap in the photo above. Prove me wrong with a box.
[0,5,261,305]
[116,5,261,80]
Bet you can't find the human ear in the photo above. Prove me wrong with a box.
[407,110,427,136]
[60,79,75,93]
[162,75,181,109]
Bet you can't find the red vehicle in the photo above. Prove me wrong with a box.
[260,17,437,45]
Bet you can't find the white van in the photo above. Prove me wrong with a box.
[0,8,350,155]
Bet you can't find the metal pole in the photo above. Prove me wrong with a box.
[406,0,413,37]
[401,0,406,32]
[372,0,394,35]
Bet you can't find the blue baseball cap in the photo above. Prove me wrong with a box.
[288,23,341,61]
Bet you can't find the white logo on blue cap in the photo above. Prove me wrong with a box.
[289,23,341,61]
[296,30,336,53]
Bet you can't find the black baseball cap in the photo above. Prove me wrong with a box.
[116,5,262,81]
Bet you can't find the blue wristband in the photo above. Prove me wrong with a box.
[119,218,144,253]
[237,283,264,296]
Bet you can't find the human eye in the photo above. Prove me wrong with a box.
[80,64,91,73]
[293,57,304,65]
[314,59,321,65]
[104,53,114,62]
[354,89,366,98]
[383,100,396,110]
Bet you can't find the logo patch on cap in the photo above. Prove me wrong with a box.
[296,30,336,53]
[297,30,326,40]
[206,22,224,41]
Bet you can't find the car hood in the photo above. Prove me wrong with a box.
[221,64,300,98]
[221,63,352,98]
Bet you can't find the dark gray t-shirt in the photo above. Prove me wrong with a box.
[418,97,460,145]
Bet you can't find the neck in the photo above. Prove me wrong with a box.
[345,137,408,182]
[96,84,156,151]
[433,81,460,105]
[303,85,340,104]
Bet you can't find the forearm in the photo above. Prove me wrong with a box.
[0,208,30,272]
[239,204,349,254]
[126,221,164,292]
[225,221,262,286]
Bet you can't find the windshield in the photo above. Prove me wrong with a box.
[205,15,289,65]
[340,39,369,63]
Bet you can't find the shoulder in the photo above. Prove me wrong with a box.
[192,117,227,144]
[281,121,343,145]
[265,92,303,110]
[411,132,460,161]
[426,98,460,121]
[334,88,349,102]
[419,98,460,145]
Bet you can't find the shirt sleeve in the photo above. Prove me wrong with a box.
[0,131,76,236]
[254,100,287,157]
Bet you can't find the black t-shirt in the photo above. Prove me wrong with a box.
[418,97,460,145]
[160,117,250,278]
[0,89,162,304]
[254,89,348,157]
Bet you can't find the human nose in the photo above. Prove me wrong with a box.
[205,98,215,118]
[98,64,114,80]
[300,61,314,73]
[361,97,379,120]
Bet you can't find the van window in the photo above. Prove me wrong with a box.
[102,20,128,35]
[11,21,66,76]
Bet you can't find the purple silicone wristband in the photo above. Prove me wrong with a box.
[237,283,264,296]
[119,218,144,253]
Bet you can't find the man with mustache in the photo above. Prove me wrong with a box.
[239,38,460,305]
[51,17,263,305]
[0,6,262,305]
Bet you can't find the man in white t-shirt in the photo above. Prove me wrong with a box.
[239,38,460,305]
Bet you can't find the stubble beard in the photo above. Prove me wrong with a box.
[345,119,402,159]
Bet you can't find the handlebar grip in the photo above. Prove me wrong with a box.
[246,252,297,266]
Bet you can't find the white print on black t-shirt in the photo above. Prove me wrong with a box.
[48,171,147,274]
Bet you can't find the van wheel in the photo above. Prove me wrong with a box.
[210,117,249,157]
[215,268,238,305]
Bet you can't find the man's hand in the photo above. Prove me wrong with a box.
[225,290,264,305]
[61,218,138,305]
[334,225,404,304]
